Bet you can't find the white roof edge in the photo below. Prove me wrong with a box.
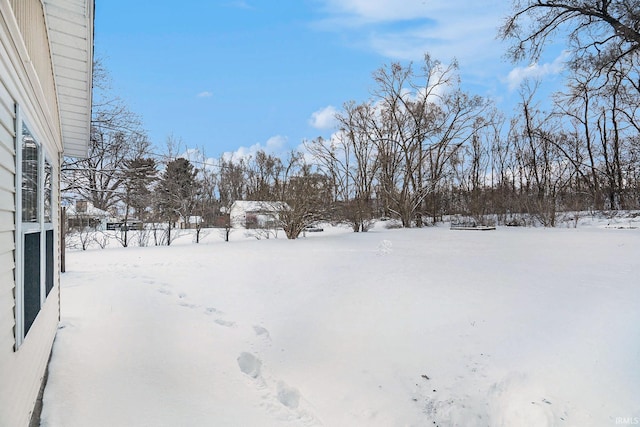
[43,0,94,159]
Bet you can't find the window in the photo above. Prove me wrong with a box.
[21,125,39,223]
[15,118,56,347]
[44,159,52,223]
[44,160,54,296]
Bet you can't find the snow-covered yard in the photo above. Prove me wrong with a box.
[40,224,640,426]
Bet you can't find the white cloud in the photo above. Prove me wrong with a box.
[312,0,513,90]
[317,0,448,25]
[314,0,508,62]
[181,147,201,160]
[309,105,339,130]
[197,91,213,98]
[227,0,254,10]
[506,52,568,91]
[223,135,288,162]
[177,148,218,172]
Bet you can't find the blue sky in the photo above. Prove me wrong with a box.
[95,0,566,160]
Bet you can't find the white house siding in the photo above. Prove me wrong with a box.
[229,200,284,228]
[0,1,71,425]
[0,53,19,424]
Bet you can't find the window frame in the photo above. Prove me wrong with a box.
[14,107,56,349]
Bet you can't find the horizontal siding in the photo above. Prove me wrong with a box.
[0,123,15,160]
[0,72,13,108]
[0,161,14,189]
[8,0,60,139]
[0,24,16,384]
[0,291,58,427]
[0,257,16,358]
[0,22,20,421]
[0,207,16,234]
[0,270,15,358]
[0,43,17,427]
[0,97,14,136]
[0,77,16,178]
[0,184,14,211]
[0,57,16,244]
[0,163,15,227]
[0,245,15,273]
[1,1,80,424]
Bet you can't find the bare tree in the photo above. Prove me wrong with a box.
[550,59,640,210]
[451,115,498,222]
[498,0,640,219]
[218,155,248,208]
[509,82,573,225]
[186,148,219,243]
[367,57,456,227]
[368,56,491,226]
[500,0,640,76]
[273,152,331,239]
[62,59,150,212]
[305,102,380,232]
[245,150,284,201]
[489,114,523,221]
[118,157,157,247]
[422,90,492,224]
[553,68,605,209]
[596,64,640,209]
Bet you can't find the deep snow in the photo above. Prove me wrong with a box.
[40,223,640,426]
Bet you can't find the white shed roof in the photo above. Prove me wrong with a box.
[65,202,109,218]
[231,201,288,212]
[43,0,94,158]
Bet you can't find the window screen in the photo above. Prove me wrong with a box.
[23,232,41,335]
[46,230,54,296]
[44,159,52,223]
[21,124,39,223]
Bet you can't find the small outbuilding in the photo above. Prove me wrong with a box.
[65,200,111,231]
[229,200,285,229]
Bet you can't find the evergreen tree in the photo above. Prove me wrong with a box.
[156,158,198,244]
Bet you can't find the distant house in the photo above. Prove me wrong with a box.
[0,1,94,426]
[65,200,111,230]
[229,201,285,229]
[177,215,203,229]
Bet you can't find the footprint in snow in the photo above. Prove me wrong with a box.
[277,381,301,409]
[178,292,187,299]
[179,302,198,309]
[377,240,393,255]
[253,325,271,340]
[204,307,220,315]
[238,352,262,378]
[237,351,321,425]
[215,318,236,327]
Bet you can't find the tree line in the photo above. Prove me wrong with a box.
[63,0,640,240]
